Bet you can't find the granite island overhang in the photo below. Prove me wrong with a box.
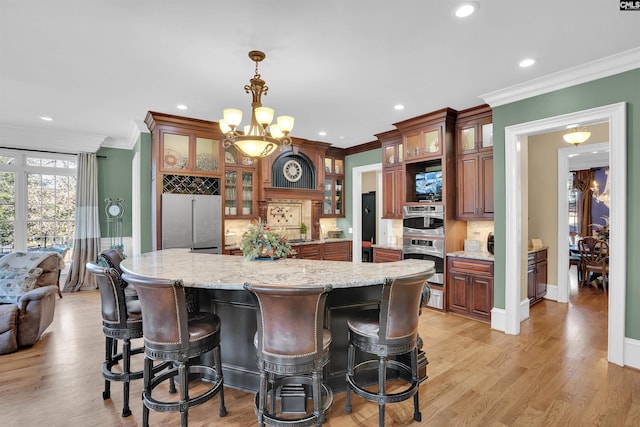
[121,248,435,392]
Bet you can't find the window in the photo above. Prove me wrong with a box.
[0,150,77,253]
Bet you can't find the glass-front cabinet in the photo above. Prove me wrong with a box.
[161,131,221,174]
[323,153,345,217]
[404,125,442,161]
[225,169,256,218]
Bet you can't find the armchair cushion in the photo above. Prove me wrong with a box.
[0,267,44,304]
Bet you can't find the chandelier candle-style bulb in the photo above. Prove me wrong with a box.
[255,107,274,127]
[219,50,295,158]
[223,108,243,128]
[277,116,294,134]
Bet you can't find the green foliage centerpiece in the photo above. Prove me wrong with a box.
[240,219,295,260]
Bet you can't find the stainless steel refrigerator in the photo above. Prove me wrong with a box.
[161,193,222,253]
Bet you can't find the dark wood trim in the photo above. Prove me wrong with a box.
[345,140,381,156]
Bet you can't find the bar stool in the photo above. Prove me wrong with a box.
[86,262,148,417]
[98,249,138,301]
[122,273,226,427]
[244,283,334,427]
[345,270,434,427]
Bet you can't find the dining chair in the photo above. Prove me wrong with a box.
[578,237,609,292]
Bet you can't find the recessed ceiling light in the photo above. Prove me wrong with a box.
[40,116,53,121]
[318,131,327,136]
[177,104,188,110]
[394,104,405,111]
[455,2,478,18]
[339,136,346,140]
[519,58,535,68]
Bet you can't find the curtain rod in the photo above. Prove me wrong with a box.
[0,146,106,158]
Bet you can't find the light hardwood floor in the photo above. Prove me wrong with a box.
[1,276,638,426]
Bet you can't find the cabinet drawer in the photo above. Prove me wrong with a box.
[448,257,494,275]
[528,248,547,264]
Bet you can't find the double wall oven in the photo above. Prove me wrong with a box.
[402,205,445,292]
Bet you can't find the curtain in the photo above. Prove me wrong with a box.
[63,152,100,292]
[573,169,593,239]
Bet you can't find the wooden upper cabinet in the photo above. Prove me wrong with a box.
[146,111,223,177]
[455,105,493,220]
[403,125,442,161]
[377,129,404,219]
[456,104,493,156]
[322,150,345,217]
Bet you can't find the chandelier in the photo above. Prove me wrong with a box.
[591,167,610,208]
[563,127,591,146]
[219,50,294,158]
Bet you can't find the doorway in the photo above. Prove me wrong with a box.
[504,102,626,366]
[351,163,382,263]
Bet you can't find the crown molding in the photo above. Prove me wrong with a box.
[481,47,640,107]
[100,120,149,151]
[0,124,105,153]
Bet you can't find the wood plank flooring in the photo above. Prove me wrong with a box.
[1,279,638,426]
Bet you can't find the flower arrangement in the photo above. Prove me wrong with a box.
[240,219,295,260]
[591,215,610,242]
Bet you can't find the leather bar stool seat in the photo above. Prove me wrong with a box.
[98,249,138,301]
[87,262,167,418]
[245,283,334,427]
[122,273,226,427]
[345,270,434,427]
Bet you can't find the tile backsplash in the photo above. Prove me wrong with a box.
[466,221,495,251]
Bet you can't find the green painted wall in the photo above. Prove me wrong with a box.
[337,148,382,234]
[134,132,153,253]
[96,132,153,254]
[492,68,640,339]
[96,147,133,237]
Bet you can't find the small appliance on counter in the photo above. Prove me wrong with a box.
[487,232,495,254]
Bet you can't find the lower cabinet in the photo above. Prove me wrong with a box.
[447,256,493,322]
[527,248,548,305]
[296,243,320,260]
[321,241,351,261]
[373,247,403,263]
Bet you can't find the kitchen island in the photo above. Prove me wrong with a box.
[121,248,435,392]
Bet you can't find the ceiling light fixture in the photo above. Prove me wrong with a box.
[563,127,591,146]
[40,116,53,121]
[219,50,294,158]
[455,2,478,18]
[394,104,405,111]
[177,104,188,110]
[519,58,535,68]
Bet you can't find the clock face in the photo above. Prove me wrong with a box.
[108,204,122,217]
[283,159,302,182]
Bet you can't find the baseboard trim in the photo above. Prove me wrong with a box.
[624,337,640,370]
[491,307,505,332]
[520,298,530,322]
[545,284,558,301]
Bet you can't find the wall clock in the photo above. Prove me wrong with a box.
[105,198,124,219]
[283,159,303,182]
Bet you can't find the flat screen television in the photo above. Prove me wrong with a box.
[415,169,443,202]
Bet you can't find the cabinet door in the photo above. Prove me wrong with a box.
[470,276,493,318]
[448,272,470,312]
[404,127,442,161]
[195,137,221,173]
[479,153,494,217]
[224,170,238,216]
[536,259,548,301]
[240,171,255,216]
[373,247,402,263]
[162,132,190,171]
[456,155,479,219]
[527,261,536,303]
[382,168,395,218]
[457,123,477,154]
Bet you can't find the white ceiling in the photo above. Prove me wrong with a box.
[1,1,639,152]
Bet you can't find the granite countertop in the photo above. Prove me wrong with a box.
[225,237,351,251]
[370,243,404,251]
[447,250,494,261]
[121,248,435,290]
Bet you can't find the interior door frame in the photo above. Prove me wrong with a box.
[556,141,609,304]
[504,102,626,365]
